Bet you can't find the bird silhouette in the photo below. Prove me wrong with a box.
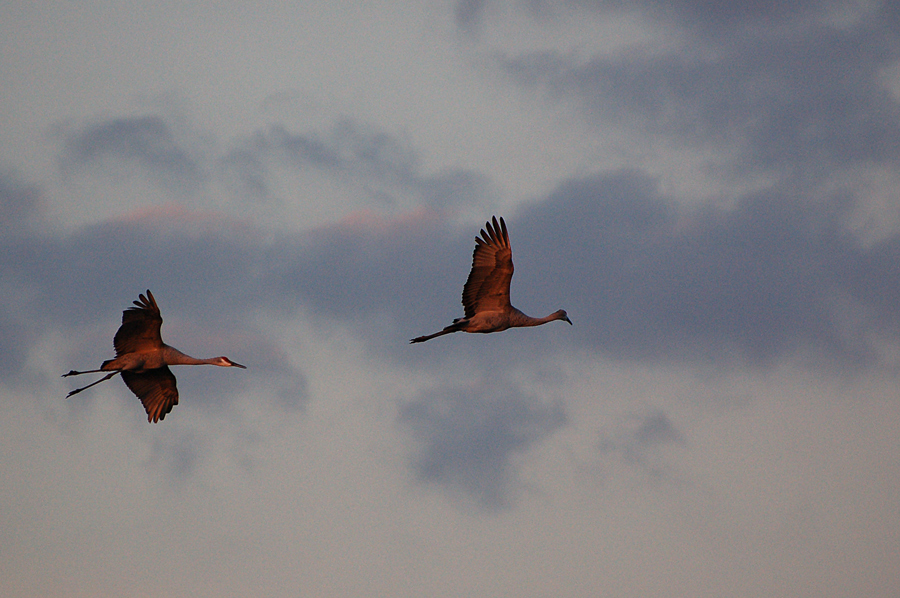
[411,216,571,343]
[63,290,246,423]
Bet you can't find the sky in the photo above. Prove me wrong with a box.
[2,1,899,596]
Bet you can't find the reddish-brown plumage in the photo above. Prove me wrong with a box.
[63,290,245,423]
[411,217,571,343]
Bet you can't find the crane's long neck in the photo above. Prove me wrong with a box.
[162,346,219,366]
[529,313,562,326]
[509,308,568,328]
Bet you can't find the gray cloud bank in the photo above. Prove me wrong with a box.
[13,127,897,503]
[517,171,892,367]
[4,0,899,507]
[2,165,898,378]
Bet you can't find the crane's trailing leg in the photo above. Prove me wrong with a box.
[64,371,120,398]
[410,321,465,343]
[63,368,107,377]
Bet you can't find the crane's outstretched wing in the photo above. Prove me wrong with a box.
[462,216,513,318]
[121,367,179,423]
[114,290,163,357]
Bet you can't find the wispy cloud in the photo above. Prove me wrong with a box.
[455,0,487,31]
[230,120,493,210]
[596,410,687,484]
[500,8,900,182]
[59,116,204,193]
[399,379,566,509]
[0,171,41,228]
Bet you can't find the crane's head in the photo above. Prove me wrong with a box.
[556,310,572,325]
[214,357,246,368]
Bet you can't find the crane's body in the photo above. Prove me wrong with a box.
[63,290,245,423]
[411,216,571,343]
[101,345,224,373]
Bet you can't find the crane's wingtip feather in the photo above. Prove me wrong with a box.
[476,216,509,248]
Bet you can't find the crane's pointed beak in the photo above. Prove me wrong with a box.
[231,361,247,369]
[564,315,572,325]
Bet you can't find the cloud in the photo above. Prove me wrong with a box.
[59,116,204,193]
[263,209,461,322]
[56,114,493,217]
[7,165,899,385]
[219,148,269,202]
[0,171,41,228]
[398,379,566,509]
[7,88,900,415]
[146,426,202,480]
[601,410,683,454]
[498,1,900,184]
[468,0,888,36]
[516,170,887,366]
[581,0,844,31]
[455,0,487,30]
[231,120,492,210]
[0,207,307,420]
[268,120,416,178]
[597,410,685,480]
[439,0,900,369]
[0,315,29,378]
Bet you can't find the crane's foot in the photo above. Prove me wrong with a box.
[62,370,79,377]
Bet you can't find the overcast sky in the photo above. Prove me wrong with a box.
[2,1,899,596]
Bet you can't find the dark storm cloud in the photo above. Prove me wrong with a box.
[7,215,261,326]
[603,411,683,455]
[500,2,900,179]
[60,116,203,192]
[630,411,681,447]
[418,170,493,208]
[399,380,566,509]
